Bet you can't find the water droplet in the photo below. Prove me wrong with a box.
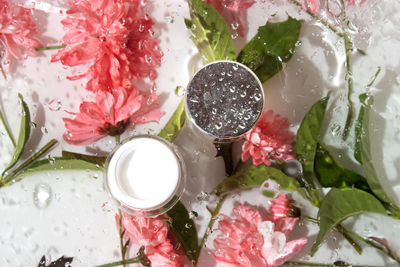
[215,121,222,130]
[189,210,198,219]
[231,32,239,39]
[146,96,154,105]
[33,183,52,209]
[41,126,48,134]
[190,95,200,103]
[282,159,303,179]
[185,223,192,229]
[30,122,37,128]
[191,24,196,31]
[138,24,144,32]
[196,191,209,201]
[229,86,236,93]
[231,21,239,30]
[240,91,247,97]
[144,55,152,64]
[48,155,55,165]
[48,99,62,111]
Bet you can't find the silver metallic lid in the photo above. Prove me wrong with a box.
[185,60,264,140]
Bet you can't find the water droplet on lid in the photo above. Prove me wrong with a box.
[240,91,247,97]
[230,86,236,93]
[190,95,200,103]
[215,121,222,130]
[33,183,52,209]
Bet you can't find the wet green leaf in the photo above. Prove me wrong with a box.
[315,144,369,191]
[62,151,106,167]
[353,93,371,163]
[166,201,199,261]
[158,99,186,142]
[295,95,330,188]
[185,0,235,63]
[12,157,101,184]
[359,97,397,204]
[2,93,31,177]
[214,164,302,196]
[237,17,301,82]
[311,188,386,256]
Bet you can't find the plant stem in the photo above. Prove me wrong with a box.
[117,209,127,267]
[2,139,58,186]
[337,224,400,264]
[196,196,226,265]
[0,63,6,80]
[115,135,120,145]
[288,0,342,36]
[285,261,368,267]
[0,108,16,147]
[95,257,140,267]
[302,216,362,255]
[342,33,354,140]
[35,45,66,51]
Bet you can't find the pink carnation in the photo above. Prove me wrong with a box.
[63,87,162,145]
[205,0,255,37]
[241,110,296,166]
[213,203,307,267]
[51,0,162,92]
[117,212,182,267]
[0,0,41,72]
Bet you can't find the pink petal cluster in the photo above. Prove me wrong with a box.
[241,110,296,166]
[57,0,164,145]
[0,0,41,71]
[63,87,162,145]
[52,0,162,92]
[117,212,182,267]
[213,201,307,267]
[205,0,255,37]
[301,0,366,14]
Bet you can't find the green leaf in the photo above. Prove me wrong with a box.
[315,144,369,191]
[354,93,371,163]
[237,17,301,83]
[166,201,199,261]
[359,96,397,204]
[158,99,185,142]
[12,157,102,183]
[214,164,302,196]
[185,0,235,63]
[62,151,106,167]
[295,95,330,188]
[310,188,386,256]
[2,93,31,177]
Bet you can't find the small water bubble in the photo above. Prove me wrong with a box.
[185,223,192,229]
[190,95,200,103]
[238,121,246,129]
[191,24,196,31]
[41,126,48,134]
[146,96,154,105]
[189,210,198,219]
[231,32,239,39]
[144,55,152,64]
[330,124,341,136]
[48,155,55,165]
[240,91,247,98]
[48,99,62,111]
[231,21,239,30]
[295,40,302,47]
[175,85,184,96]
[138,24,144,32]
[229,86,236,93]
[196,191,209,201]
[215,121,223,130]
[30,122,37,128]
[33,183,52,209]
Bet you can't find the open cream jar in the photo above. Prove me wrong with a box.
[104,135,186,217]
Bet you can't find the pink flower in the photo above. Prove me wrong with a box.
[241,110,296,166]
[213,203,307,267]
[51,0,162,92]
[63,87,162,145]
[0,0,41,72]
[117,212,182,267]
[205,0,255,37]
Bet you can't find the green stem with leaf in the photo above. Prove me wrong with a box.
[285,261,369,267]
[95,257,140,267]
[0,108,16,147]
[1,139,58,186]
[196,196,226,265]
[117,209,127,267]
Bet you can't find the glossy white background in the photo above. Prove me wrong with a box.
[0,0,400,266]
